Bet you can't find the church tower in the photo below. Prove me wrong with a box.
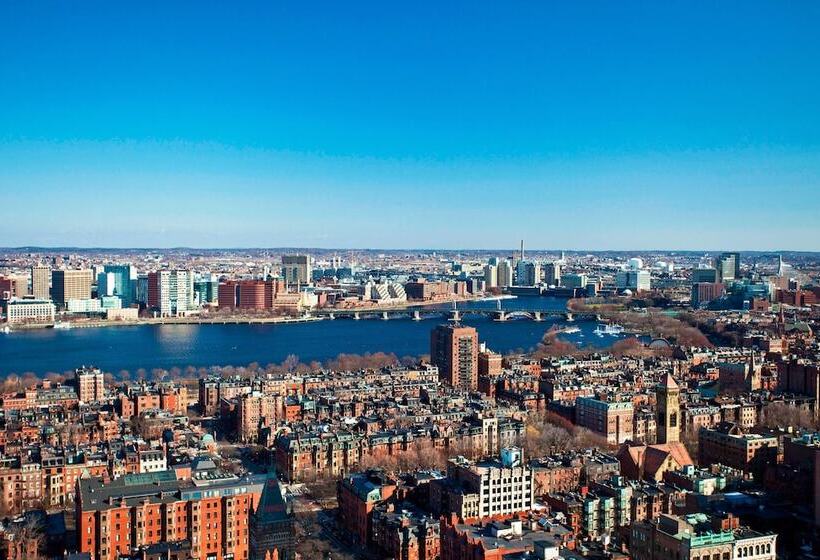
[657,372,680,444]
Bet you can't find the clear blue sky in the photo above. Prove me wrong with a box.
[1,1,819,250]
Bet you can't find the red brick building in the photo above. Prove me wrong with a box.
[431,324,478,391]
[218,279,285,310]
[478,350,502,378]
[77,466,272,560]
[337,470,397,546]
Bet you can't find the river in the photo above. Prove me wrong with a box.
[0,297,631,376]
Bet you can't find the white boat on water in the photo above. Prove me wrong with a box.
[563,326,581,334]
[53,321,72,330]
[593,323,625,336]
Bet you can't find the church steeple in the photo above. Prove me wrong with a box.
[657,372,680,445]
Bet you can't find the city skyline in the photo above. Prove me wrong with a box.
[1,245,818,255]
[1,4,818,559]
[2,2,819,249]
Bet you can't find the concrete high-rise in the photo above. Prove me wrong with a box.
[515,260,540,286]
[51,269,93,306]
[147,270,194,317]
[716,252,740,283]
[430,324,478,390]
[616,269,651,292]
[497,259,513,287]
[483,264,498,288]
[30,265,50,299]
[544,261,561,286]
[281,254,312,286]
[431,449,533,520]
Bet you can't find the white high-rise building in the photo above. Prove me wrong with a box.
[98,272,117,296]
[148,270,194,316]
[483,264,498,288]
[4,298,56,324]
[616,269,651,292]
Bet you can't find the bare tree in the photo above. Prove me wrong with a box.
[6,514,46,560]
[761,402,818,430]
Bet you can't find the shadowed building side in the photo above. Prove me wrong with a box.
[250,474,295,560]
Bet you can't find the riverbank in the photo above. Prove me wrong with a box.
[0,300,614,376]
[4,314,326,332]
[2,294,520,334]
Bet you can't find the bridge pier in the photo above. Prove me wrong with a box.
[412,310,421,321]
[495,311,507,322]
[354,312,360,320]
[449,310,461,322]
[381,311,389,320]
[534,312,542,321]
[328,313,335,320]
[565,312,574,322]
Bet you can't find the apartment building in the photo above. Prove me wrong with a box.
[77,464,293,560]
[576,397,634,445]
[430,448,533,520]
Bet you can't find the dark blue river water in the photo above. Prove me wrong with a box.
[0,297,628,376]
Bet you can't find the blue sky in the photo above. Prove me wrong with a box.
[1,1,819,250]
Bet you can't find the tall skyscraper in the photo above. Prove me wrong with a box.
[616,269,651,292]
[99,264,137,307]
[147,270,194,316]
[483,264,498,288]
[716,252,740,283]
[544,261,561,286]
[515,261,540,286]
[194,274,219,305]
[497,259,513,287]
[430,324,479,390]
[51,269,93,307]
[281,254,312,286]
[657,373,680,445]
[30,265,50,299]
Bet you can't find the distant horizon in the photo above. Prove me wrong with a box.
[1,245,816,256]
